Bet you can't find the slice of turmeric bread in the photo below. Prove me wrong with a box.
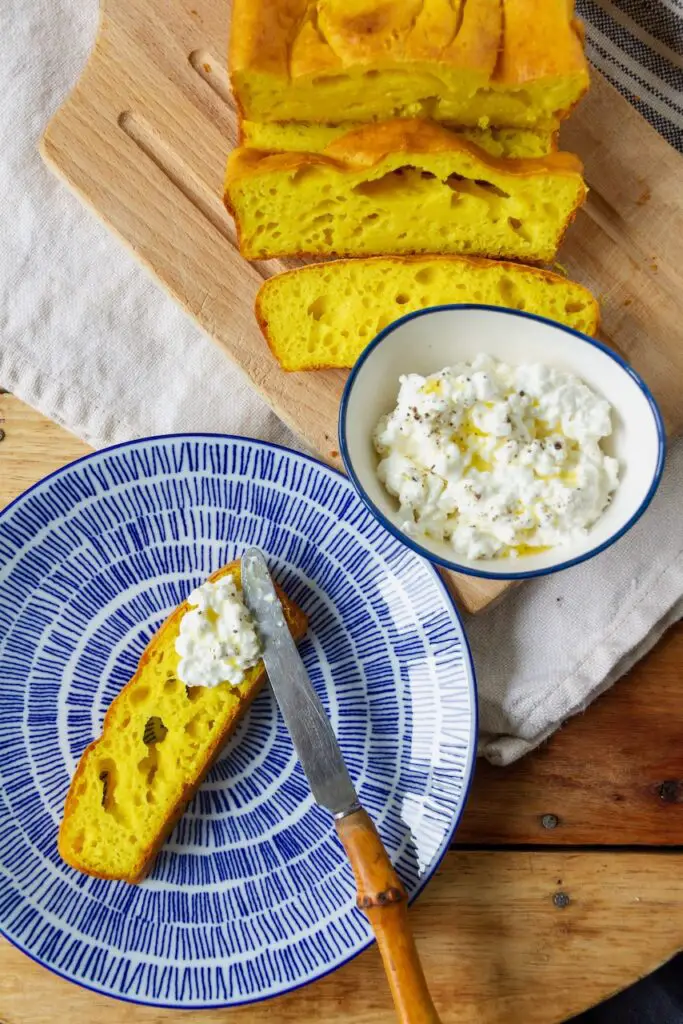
[58,561,307,883]
[225,119,586,263]
[256,256,599,371]
[241,119,558,160]
[230,0,589,130]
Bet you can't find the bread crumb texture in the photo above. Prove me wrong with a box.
[58,561,306,883]
[225,121,586,262]
[257,256,599,370]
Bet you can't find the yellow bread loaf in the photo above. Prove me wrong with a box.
[225,120,586,262]
[230,0,589,130]
[241,119,558,159]
[58,561,307,883]
[256,256,599,371]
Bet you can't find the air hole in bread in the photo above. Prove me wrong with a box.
[415,266,436,285]
[351,166,426,199]
[186,685,203,702]
[497,275,521,308]
[138,753,158,788]
[72,831,85,854]
[311,73,349,87]
[474,179,510,198]
[98,759,124,823]
[130,686,149,706]
[446,174,510,201]
[143,716,168,746]
[395,293,410,305]
[164,678,176,693]
[508,217,532,242]
[308,295,329,321]
[185,711,213,739]
[564,300,586,313]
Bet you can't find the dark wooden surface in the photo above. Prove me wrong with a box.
[458,621,683,846]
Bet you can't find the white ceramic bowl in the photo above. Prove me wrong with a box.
[339,305,666,580]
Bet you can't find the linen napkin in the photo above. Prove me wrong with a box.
[1,0,681,766]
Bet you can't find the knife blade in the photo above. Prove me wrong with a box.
[240,547,441,1024]
[241,547,360,818]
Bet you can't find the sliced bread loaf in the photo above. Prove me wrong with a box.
[256,256,599,371]
[230,0,588,130]
[241,119,557,160]
[225,120,586,263]
[58,561,307,883]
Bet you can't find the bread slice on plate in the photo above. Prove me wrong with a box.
[58,560,307,883]
[224,119,586,263]
[230,0,588,130]
[256,256,599,371]
[240,119,558,160]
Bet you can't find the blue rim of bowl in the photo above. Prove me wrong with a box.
[0,431,478,1010]
[339,304,668,581]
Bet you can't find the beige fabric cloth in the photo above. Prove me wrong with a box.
[1,0,681,766]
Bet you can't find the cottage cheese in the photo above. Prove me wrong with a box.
[373,354,619,560]
[175,576,262,687]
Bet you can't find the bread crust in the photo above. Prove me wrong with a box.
[226,119,584,184]
[58,561,307,883]
[228,0,588,126]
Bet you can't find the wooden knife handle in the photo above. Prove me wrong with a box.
[335,808,442,1024]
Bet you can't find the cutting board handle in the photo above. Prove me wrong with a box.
[335,808,442,1024]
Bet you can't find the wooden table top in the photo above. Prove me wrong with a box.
[1,392,682,1024]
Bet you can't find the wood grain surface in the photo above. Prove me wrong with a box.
[2,851,683,1024]
[38,0,683,614]
[1,393,683,1024]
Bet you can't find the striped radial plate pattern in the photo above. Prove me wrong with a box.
[0,435,476,1009]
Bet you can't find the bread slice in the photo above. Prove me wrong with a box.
[256,256,599,371]
[241,119,558,160]
[58,561,307,883]
[224,120,586,263]
[230,0,588,130]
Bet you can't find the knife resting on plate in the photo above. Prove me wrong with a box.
[242,548,442,1024]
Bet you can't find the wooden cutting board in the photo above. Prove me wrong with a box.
[40,0,683,614]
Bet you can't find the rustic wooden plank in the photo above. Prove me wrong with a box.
[458,621,683,846]
[0,396,86,508]
[2,851,683,1024]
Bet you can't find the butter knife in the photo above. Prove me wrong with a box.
[241,547,441,1024]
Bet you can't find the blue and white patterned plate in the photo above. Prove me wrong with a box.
[0,435,476,1008]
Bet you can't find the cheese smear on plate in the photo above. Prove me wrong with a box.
[373,354,619,560]
[175,577,261,687]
